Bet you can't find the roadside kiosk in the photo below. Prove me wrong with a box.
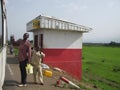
[26,15,92,80]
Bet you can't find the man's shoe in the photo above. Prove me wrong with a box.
[40,83,44,85]
[23,84,27,87]
[18,84,24,87]
[18,84,27,87]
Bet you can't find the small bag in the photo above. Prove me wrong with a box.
[26,64,33,75]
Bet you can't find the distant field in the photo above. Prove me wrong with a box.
[82,45,120,90]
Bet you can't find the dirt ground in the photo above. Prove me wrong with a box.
[3,54,100,90]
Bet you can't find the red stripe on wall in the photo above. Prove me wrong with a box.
[43,49,82,80]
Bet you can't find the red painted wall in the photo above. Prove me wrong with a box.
[43,49,82,80]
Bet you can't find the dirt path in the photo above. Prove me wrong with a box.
[3,54,81,90]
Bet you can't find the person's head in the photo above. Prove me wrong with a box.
[31,47,34,50]
[23,33,29,40]
[35,46,40,51]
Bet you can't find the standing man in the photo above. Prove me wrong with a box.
[31,46,45,85]
[11,33,31,87]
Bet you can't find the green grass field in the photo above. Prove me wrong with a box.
[82,45,120,90]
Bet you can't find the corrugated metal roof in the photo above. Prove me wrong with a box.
[27,15,92,32]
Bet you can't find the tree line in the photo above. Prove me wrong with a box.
[83,41,120,47]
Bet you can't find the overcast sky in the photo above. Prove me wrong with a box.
[6,0,120,43]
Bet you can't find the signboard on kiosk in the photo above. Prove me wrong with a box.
[32,20,40,29]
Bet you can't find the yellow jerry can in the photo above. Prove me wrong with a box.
[44,70,52,77]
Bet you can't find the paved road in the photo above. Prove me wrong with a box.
[3,55,77,90]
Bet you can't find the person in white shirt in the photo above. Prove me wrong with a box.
[31,46,45,85]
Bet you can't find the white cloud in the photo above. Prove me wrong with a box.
[107,1,115,8]
[61,2,88,13]
[106,0,120,9]
[68,3,79,11]
[81,5,87,9]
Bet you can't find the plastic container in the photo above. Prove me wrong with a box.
[44,70,52,77]
[26,64,33,75]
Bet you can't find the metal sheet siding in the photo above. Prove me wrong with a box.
[43,48,82,80]
[44,30,83,49]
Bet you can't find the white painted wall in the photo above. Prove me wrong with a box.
[33,30,83,49]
